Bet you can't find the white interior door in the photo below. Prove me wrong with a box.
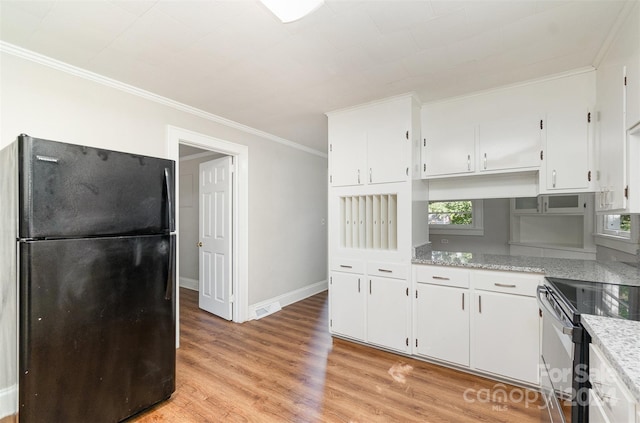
[198,156,233,320]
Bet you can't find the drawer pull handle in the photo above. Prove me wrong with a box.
[378,268,392,273]
[494,283,517,288]
[432,276,450,280]
[339,265,353,269]
[592,381,617,407]
[462,293,465,310]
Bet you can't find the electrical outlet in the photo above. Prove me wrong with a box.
[440,239,449,244]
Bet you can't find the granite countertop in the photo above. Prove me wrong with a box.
[581,315,640,404]
[412,244,640,286]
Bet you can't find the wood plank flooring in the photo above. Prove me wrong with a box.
[129,288,548,422]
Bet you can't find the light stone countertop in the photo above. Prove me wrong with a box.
[412,244,640,286]
[581,315,640,404]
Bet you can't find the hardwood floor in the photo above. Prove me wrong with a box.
[130,288,548,422]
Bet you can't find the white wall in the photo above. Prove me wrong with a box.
[428,198,511,254]
[0,51,328,306]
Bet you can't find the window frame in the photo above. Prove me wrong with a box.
[594,214,639,255]
[428,199,484,236]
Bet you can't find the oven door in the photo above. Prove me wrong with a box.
[537,285,577,423]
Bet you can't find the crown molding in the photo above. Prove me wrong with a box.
[0,41,327,159]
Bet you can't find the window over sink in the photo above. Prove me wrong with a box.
[428,200,484,236]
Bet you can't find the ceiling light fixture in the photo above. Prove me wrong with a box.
[260,0,324,23]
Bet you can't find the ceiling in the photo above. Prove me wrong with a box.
[0,0,630,154]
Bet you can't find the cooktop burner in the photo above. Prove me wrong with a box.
[546,278,640,321]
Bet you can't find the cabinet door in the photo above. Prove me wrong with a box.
[329,272,365,341]
[471,291,540,384]
[478,114,542,172]
[329,110,366,187]
[596,64,627,211]
[367,276,409,352]
[366,98,410,184]
[416,284,469,366]
[625,60,640,130]
[422,124,475,177]
[545,109,591,191]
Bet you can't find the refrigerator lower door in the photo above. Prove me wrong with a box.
[19,235,175,423]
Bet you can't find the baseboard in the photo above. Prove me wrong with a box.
[248,280,328,321]
[179,277,198,291]
[0,385,17,420]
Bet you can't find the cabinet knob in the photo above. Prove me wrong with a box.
[197,241,203,247]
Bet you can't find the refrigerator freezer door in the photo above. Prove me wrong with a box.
[18,135,175,239]
[19,235,176,423]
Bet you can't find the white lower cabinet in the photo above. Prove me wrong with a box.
[330,263,410,353]
[590,389,612,423]
[590,344,637,423]
[367,276,410,353]
[471,290,540,384]
[416,283,469,366]
[413,265,541,385]
[329,271,365,341]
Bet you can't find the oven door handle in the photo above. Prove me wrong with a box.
[537,285,574,336]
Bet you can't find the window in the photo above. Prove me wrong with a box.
[595,214,639,255]
[601,214,631,238]
[428,200,484,235]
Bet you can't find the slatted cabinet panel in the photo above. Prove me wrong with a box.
[339,194,398,250]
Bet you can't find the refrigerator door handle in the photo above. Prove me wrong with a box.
[165,235,175,301]
[164,168,175,232]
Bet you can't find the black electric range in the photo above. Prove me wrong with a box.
[546,277,640,323]
[538,277,640,423]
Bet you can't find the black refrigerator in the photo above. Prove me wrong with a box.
[0,134,176,422]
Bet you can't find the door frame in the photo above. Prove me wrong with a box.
[167,126,249,339]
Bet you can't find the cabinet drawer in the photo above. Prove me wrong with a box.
[590,344,635,423]
[415,265,469,288]
[331,258,365,274]
[472,270,541,297]
[367,261,407,280]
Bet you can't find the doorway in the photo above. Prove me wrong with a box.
[167,126,249,346]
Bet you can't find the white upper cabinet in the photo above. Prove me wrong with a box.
[422,110,475,176]
[478,113,542,172]
[544,108,592,191]
[626,61,640,130]
[328,95,416,187]
[366,98,411,184]
[328,109,367,187]
[421,71,597,185]
[596,64,627,211]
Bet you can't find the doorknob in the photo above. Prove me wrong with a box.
[197,241,203,247]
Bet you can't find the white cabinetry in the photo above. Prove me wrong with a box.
[626,61,640,130]
[471,271,541,385]
[594,1,640,211]
[329,271,365,341]
[478,113,542,172]
[421,71,595,193]
[329,260,410,352]
[328,109,367,187]
[544,108,592,191]
[596,63,627,211]
[589,344,638,423]
[367,276,410,353]
[422,123,475,176]
[415,266,469,367]
[328,96,416,187]
[413,265,541,385]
